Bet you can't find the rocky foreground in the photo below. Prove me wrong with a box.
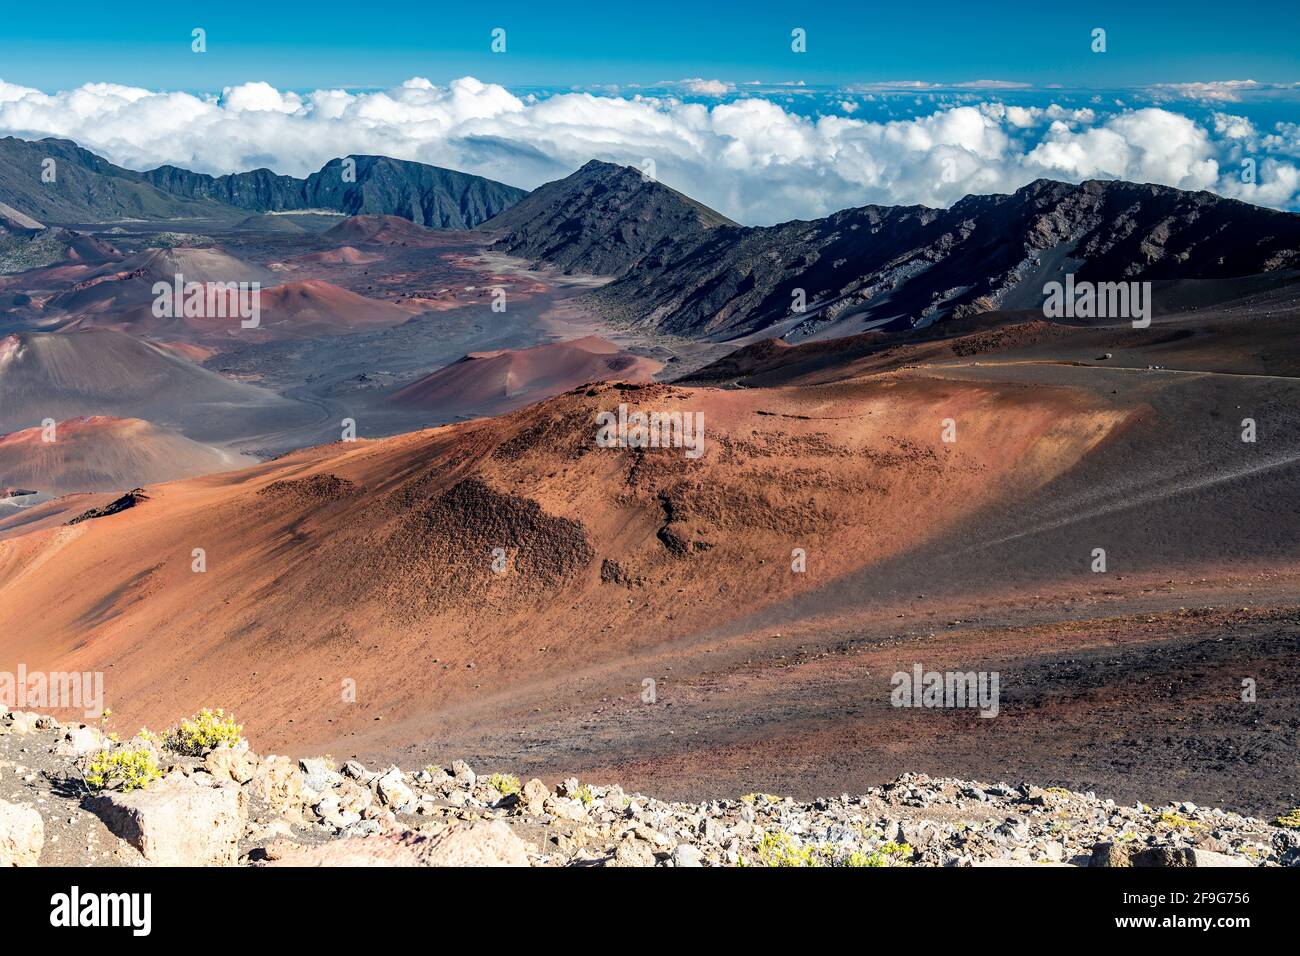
[1,708,1297,867]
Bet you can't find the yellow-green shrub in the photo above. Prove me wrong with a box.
[751,831,819,867]
[845,841,913,867]
[1158,810,1199,830]
[166,708,243,755]
[486,773,521,797]
[84,748,161,792]
[1275,809,1300,829]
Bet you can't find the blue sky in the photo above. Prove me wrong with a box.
[1,0,1297,91]
[1,1,1297,221]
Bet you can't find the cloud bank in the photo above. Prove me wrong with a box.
[1,76,1296,225]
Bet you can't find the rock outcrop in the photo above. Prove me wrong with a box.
[1,707,1296,867]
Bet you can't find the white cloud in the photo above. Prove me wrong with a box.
[1025,109,1221,192]
[1211,112,1258,141]
[1148,80,1264,103]
[221,82,304,114]
[0,75,1296,224]
[1263,122,1300,159]
[675,78,734,96]
[1146,80,1300,104]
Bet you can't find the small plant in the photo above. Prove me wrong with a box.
[166,708,243,755]
[753,830,819,867]
[84,748,161,792]
[1157,810,1200,830]
[846,841,914,867]
[1275,809,1300,829]
[740,792,781,805]
[486,773,521,797]
[575,784,594,807]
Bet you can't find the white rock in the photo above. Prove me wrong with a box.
[375,767,415,809]
[90,777,246,866]
[672,844,704,867]
[0,799,44,866]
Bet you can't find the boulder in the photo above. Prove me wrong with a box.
[671,844,705,867]
[1,711,37,735]
[341,760,374,783]
[1131,846,1251,868]
[257,834,424,867]
[610,837,657,867]
[545,796,589,823]
[1088,842,1134,867]
[335,780,374,815]
[1091,841,1251,868]
[375,767,415,810]
[451,760,476,789]
[204,745,255,784]
[250,755,307,816]
[418,820,530,866]
[259,821,529,867]
[521,778,549,815]
[55,725,105,757]
[299,758,344,792]
[0,799,43,866]
[313,795,361,830]
[90,776,246,866]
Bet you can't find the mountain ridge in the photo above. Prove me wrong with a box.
[141,154,528,228]
[0,136,527,227]
[0,136,235,223]
[486,163,1300,339]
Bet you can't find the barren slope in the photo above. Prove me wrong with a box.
[0,371,1125,748]
[387,336,662,417]
[0,329,316,443]
[0,416,253,496]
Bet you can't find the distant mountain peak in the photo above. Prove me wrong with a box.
[482,158,734,277]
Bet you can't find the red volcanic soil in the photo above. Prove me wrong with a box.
[58,232,119,262]
[0,416,252,496]
[3,286,1300,815]
[254,279,420,335]
[285,245,383,266]
[43,245,276,336]
[43,241,419,340]
[0,371,1127,751]
[388,336,663,417]
[323,215,446,248]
